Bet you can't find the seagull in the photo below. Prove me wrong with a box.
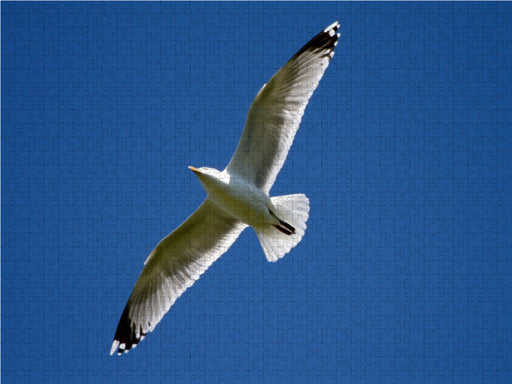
[111,21,340,355]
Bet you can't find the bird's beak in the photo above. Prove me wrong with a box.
[188,166,199,173]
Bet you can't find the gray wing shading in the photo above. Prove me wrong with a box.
[226,21,340,192]
[110,199,247,355]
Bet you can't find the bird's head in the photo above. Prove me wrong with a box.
[188,166,221,177]
[188,166,229,186]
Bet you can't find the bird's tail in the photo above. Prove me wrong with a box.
[255,194,310,262]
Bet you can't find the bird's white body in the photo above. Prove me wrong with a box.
[111,21,340,355]
[190,167,275,228]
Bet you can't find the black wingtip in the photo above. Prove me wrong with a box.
[293,21,340,59]
[110,303,146,356]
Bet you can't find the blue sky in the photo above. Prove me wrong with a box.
[2,2,511,383]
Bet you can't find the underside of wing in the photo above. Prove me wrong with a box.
[111,199,247,355]
[226,22,340,192]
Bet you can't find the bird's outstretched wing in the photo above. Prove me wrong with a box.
[110,199,247,355]
[226,21,340,192]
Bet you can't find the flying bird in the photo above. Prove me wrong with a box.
[111,21,340,355]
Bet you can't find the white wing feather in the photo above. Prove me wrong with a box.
[226,21,340,192]
[110,199,247,355]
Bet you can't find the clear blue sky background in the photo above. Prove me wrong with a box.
[2,2,511,383]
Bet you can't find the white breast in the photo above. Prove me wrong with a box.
[199,170,273,227]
